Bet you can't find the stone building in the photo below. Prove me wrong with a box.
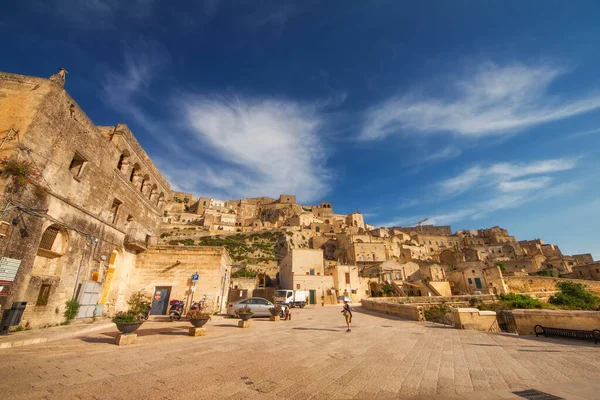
[570,262,600,281]
[279,248,333,304]
[133,246,231,313]
[0,70,169,326]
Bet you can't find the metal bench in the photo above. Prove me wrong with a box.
[534,325,600,344]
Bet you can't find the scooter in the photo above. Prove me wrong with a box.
[169,299,185,321]
[139,301,152,320]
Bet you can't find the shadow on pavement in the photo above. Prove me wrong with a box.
[80,336,115,344]
[293,327,341,332]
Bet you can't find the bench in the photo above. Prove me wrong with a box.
[534,325,600,344]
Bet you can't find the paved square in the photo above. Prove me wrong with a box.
[1,306,600,399]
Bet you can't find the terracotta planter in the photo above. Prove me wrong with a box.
[115,322,143,334]
[238,312,254,321]
[190,318,210,328]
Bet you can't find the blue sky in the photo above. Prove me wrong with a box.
[2,1,600,258]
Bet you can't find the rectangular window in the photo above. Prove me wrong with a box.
[37,284,51,306]
[474,278,483,289]
[351,289,357,294]
[69,152,86,177]
[296,284,300,289]
[309,269,315,276]
[468,278,473,284]
[109,199,122,224]
[345,272,350,284]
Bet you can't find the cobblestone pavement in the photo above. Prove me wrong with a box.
[2,306,600,399]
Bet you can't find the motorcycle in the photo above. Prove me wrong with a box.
[169,299,185,321]
[139,301,152,320]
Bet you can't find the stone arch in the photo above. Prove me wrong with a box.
[149,184,158,202]
[129,163,140,183]
[117,149,130,172]
[140,174,150,194]
[157,192,165,207]
[37,224,68,257]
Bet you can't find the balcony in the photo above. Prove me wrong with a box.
[124,229,151,253]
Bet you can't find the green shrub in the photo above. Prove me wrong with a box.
[468,296,480,307]
[424,303,453,325]
[549,282,600,310]
[231,268,258,279]
[497,293,547,309]
[64,299,80,323]
[381,284,394,296]
[532,269,560,277]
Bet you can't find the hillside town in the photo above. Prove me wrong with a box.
[0,69,598,331]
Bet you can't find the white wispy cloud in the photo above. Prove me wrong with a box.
[102,45,333,203]
[439,157,578,196]
[183,95,331,203]
[423,146,462,162]
[498,177,552,192]
[102,41,167,131]
[360,62,600,140]
[377,157,582,228]
[566,127,600,139]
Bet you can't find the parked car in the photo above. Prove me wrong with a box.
[227,297,287,318]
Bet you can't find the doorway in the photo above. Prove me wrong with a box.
[309,289,316,305]
[150,286,171,315]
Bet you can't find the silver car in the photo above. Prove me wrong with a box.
[226,297,286,318]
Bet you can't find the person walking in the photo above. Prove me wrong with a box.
[341,300,352,332]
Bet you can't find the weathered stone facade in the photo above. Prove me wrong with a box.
[0,70,178,327]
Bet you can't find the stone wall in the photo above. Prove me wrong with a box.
[505,276,600,295]
[360,299,425,321]
[452,308,498,332]
[133,246,231,312]
[512,309,600,335]
[0,71,169,327]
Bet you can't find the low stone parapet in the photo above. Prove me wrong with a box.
[512,309,600,335]
[451,308,498,332]
[360,299,424,321]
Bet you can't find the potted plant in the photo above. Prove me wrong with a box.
[188,309,211,328]
[111,290,149,334]
[237,305,254,321]
[268,303,282,317]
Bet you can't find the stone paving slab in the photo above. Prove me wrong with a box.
[1,307,599,399]
[0,319,113,349]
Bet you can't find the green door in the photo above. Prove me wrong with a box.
[309,290,316,304]
[474,278,483,289]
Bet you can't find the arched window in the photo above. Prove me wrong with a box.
[117,150,130,172]
[130,163,141,183]
[149,184,158,201]
[140,175,149,193]
[38,224,68,257]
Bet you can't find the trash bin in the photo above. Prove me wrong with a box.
[1,302,27,335]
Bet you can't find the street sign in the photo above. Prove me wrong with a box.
[192,273,199,282]
[0,258,21,282]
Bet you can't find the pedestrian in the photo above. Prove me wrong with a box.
[341,300,352,332]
